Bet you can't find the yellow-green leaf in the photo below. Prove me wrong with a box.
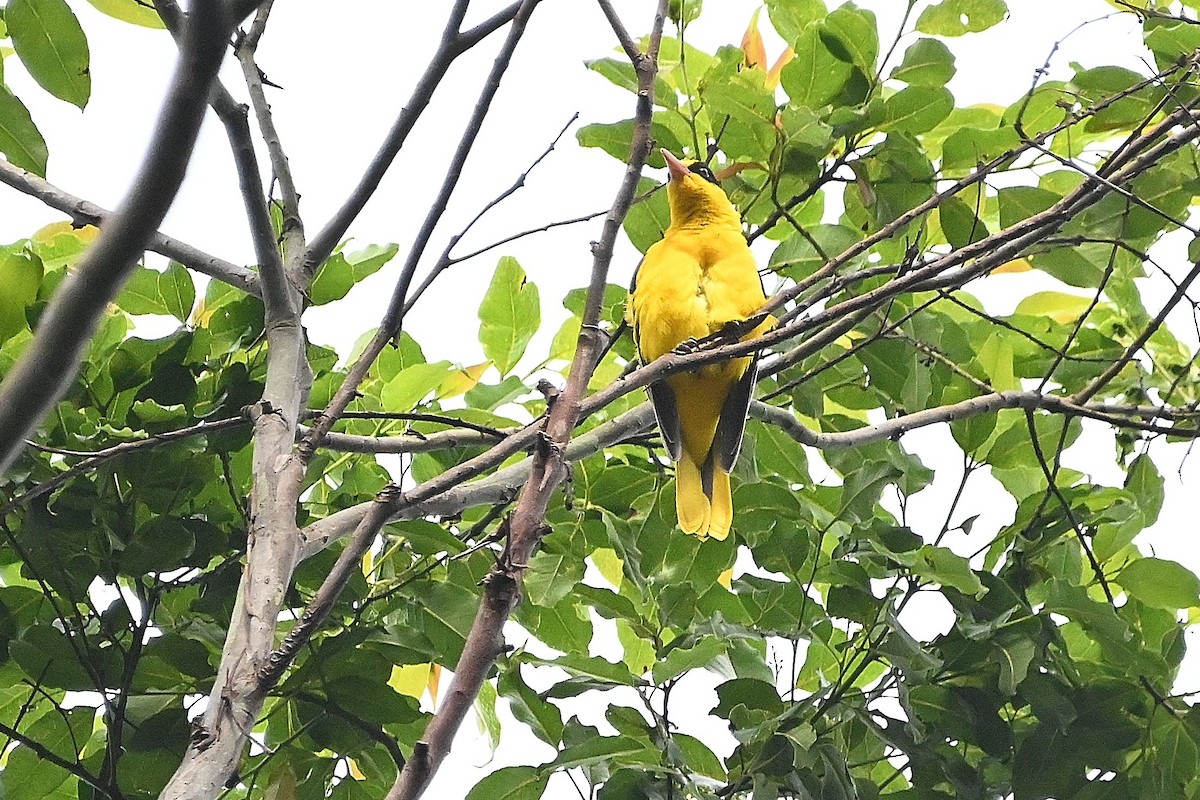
[478,256,540,376]
[85,0,166,29]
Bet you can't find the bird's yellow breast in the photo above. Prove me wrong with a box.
[631,224,766,367]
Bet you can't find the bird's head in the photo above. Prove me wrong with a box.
[661,149,740,229]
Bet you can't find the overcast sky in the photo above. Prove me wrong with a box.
[3,1,1196,796]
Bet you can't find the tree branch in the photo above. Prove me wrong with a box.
[235,0,306,281]
[0,0,259,475]
[387,2,667,794]
[299,0,514,277]
[0,720,112,798]
[300,0,542,460]
[0,160,259,295]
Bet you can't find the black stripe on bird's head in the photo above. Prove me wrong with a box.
[660,148,739,228]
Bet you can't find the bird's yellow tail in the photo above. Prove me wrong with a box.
[675,453,733,541]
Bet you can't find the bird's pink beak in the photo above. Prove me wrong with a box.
[661,148,691,182]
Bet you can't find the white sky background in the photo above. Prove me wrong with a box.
[3,0,1199,796]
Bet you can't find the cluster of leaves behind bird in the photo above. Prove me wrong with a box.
[2,0,1200,798]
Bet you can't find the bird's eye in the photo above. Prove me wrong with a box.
[691,164,719,185]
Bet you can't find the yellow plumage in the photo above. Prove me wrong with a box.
[627,150,773,540]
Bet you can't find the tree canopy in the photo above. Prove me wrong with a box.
[0,0,1199,799]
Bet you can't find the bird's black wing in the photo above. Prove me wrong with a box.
[712,354,759,473]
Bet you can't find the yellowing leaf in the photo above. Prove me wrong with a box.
[32,220,98,243]
[741,9,767,69]
[388,663,432,699]
[766,47,795,89]
[590,548,623,589]
[428,663,442,704]
[346,758,366,781]
[361,546,374,578]
[993,258,1032,274]
[1014,291,1094,324]
[438,362,489,398]
[715,161,766,180]
[718,568,734,589]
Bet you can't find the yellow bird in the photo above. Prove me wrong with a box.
[627,149,773,540]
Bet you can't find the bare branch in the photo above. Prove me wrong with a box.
[156,0,293,319]
[404,112,580,311]
[0,0,257,475]
[299,0,514,276]
[298,405,656,560]
[595,0,641,63]
[0,160,259,295]
[300,0,542,461]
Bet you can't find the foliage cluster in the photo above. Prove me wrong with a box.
[1,0,1200,799]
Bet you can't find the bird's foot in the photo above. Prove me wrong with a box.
[672,337,703,356]
[715,312,771,343]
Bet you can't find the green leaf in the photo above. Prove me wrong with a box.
[880,86,954,135]
[624,178,671,253]
[1125,453,1164,526]
[380,361,454,412]
[653,636,726,684]
[996,637,1036,695]
[767,223,860,281]
[475,680,502,754]
[478,256,540,376]
[309,242,398,305]
[85,0,166,28]
[913,545,987,598]
[0,243,43,344]
[765,0,827,46]
[547,735,655,771]
[890,38,956,86]
[498,663,563,747]
[7,0,91,109]
[672,733,726,780]
[576,119,682,168]
[160,261,196,322]
[524,552,584,607]
[780,22,851,108]
[937,194,990,249]
[1118,557,1200,610]
[121,516,196,574]
[1145,19,1200,64]
[465,766,548,800]
[115,263,194,320]
[916,0,1008,37]
[821,4,878,75]
[1013,291,1092,324]
[0,84,49,175]
[585,58,675,108]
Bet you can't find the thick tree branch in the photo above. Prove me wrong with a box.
[236,0,307,282]
[0,0,260,475]
[0,160,259,295]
